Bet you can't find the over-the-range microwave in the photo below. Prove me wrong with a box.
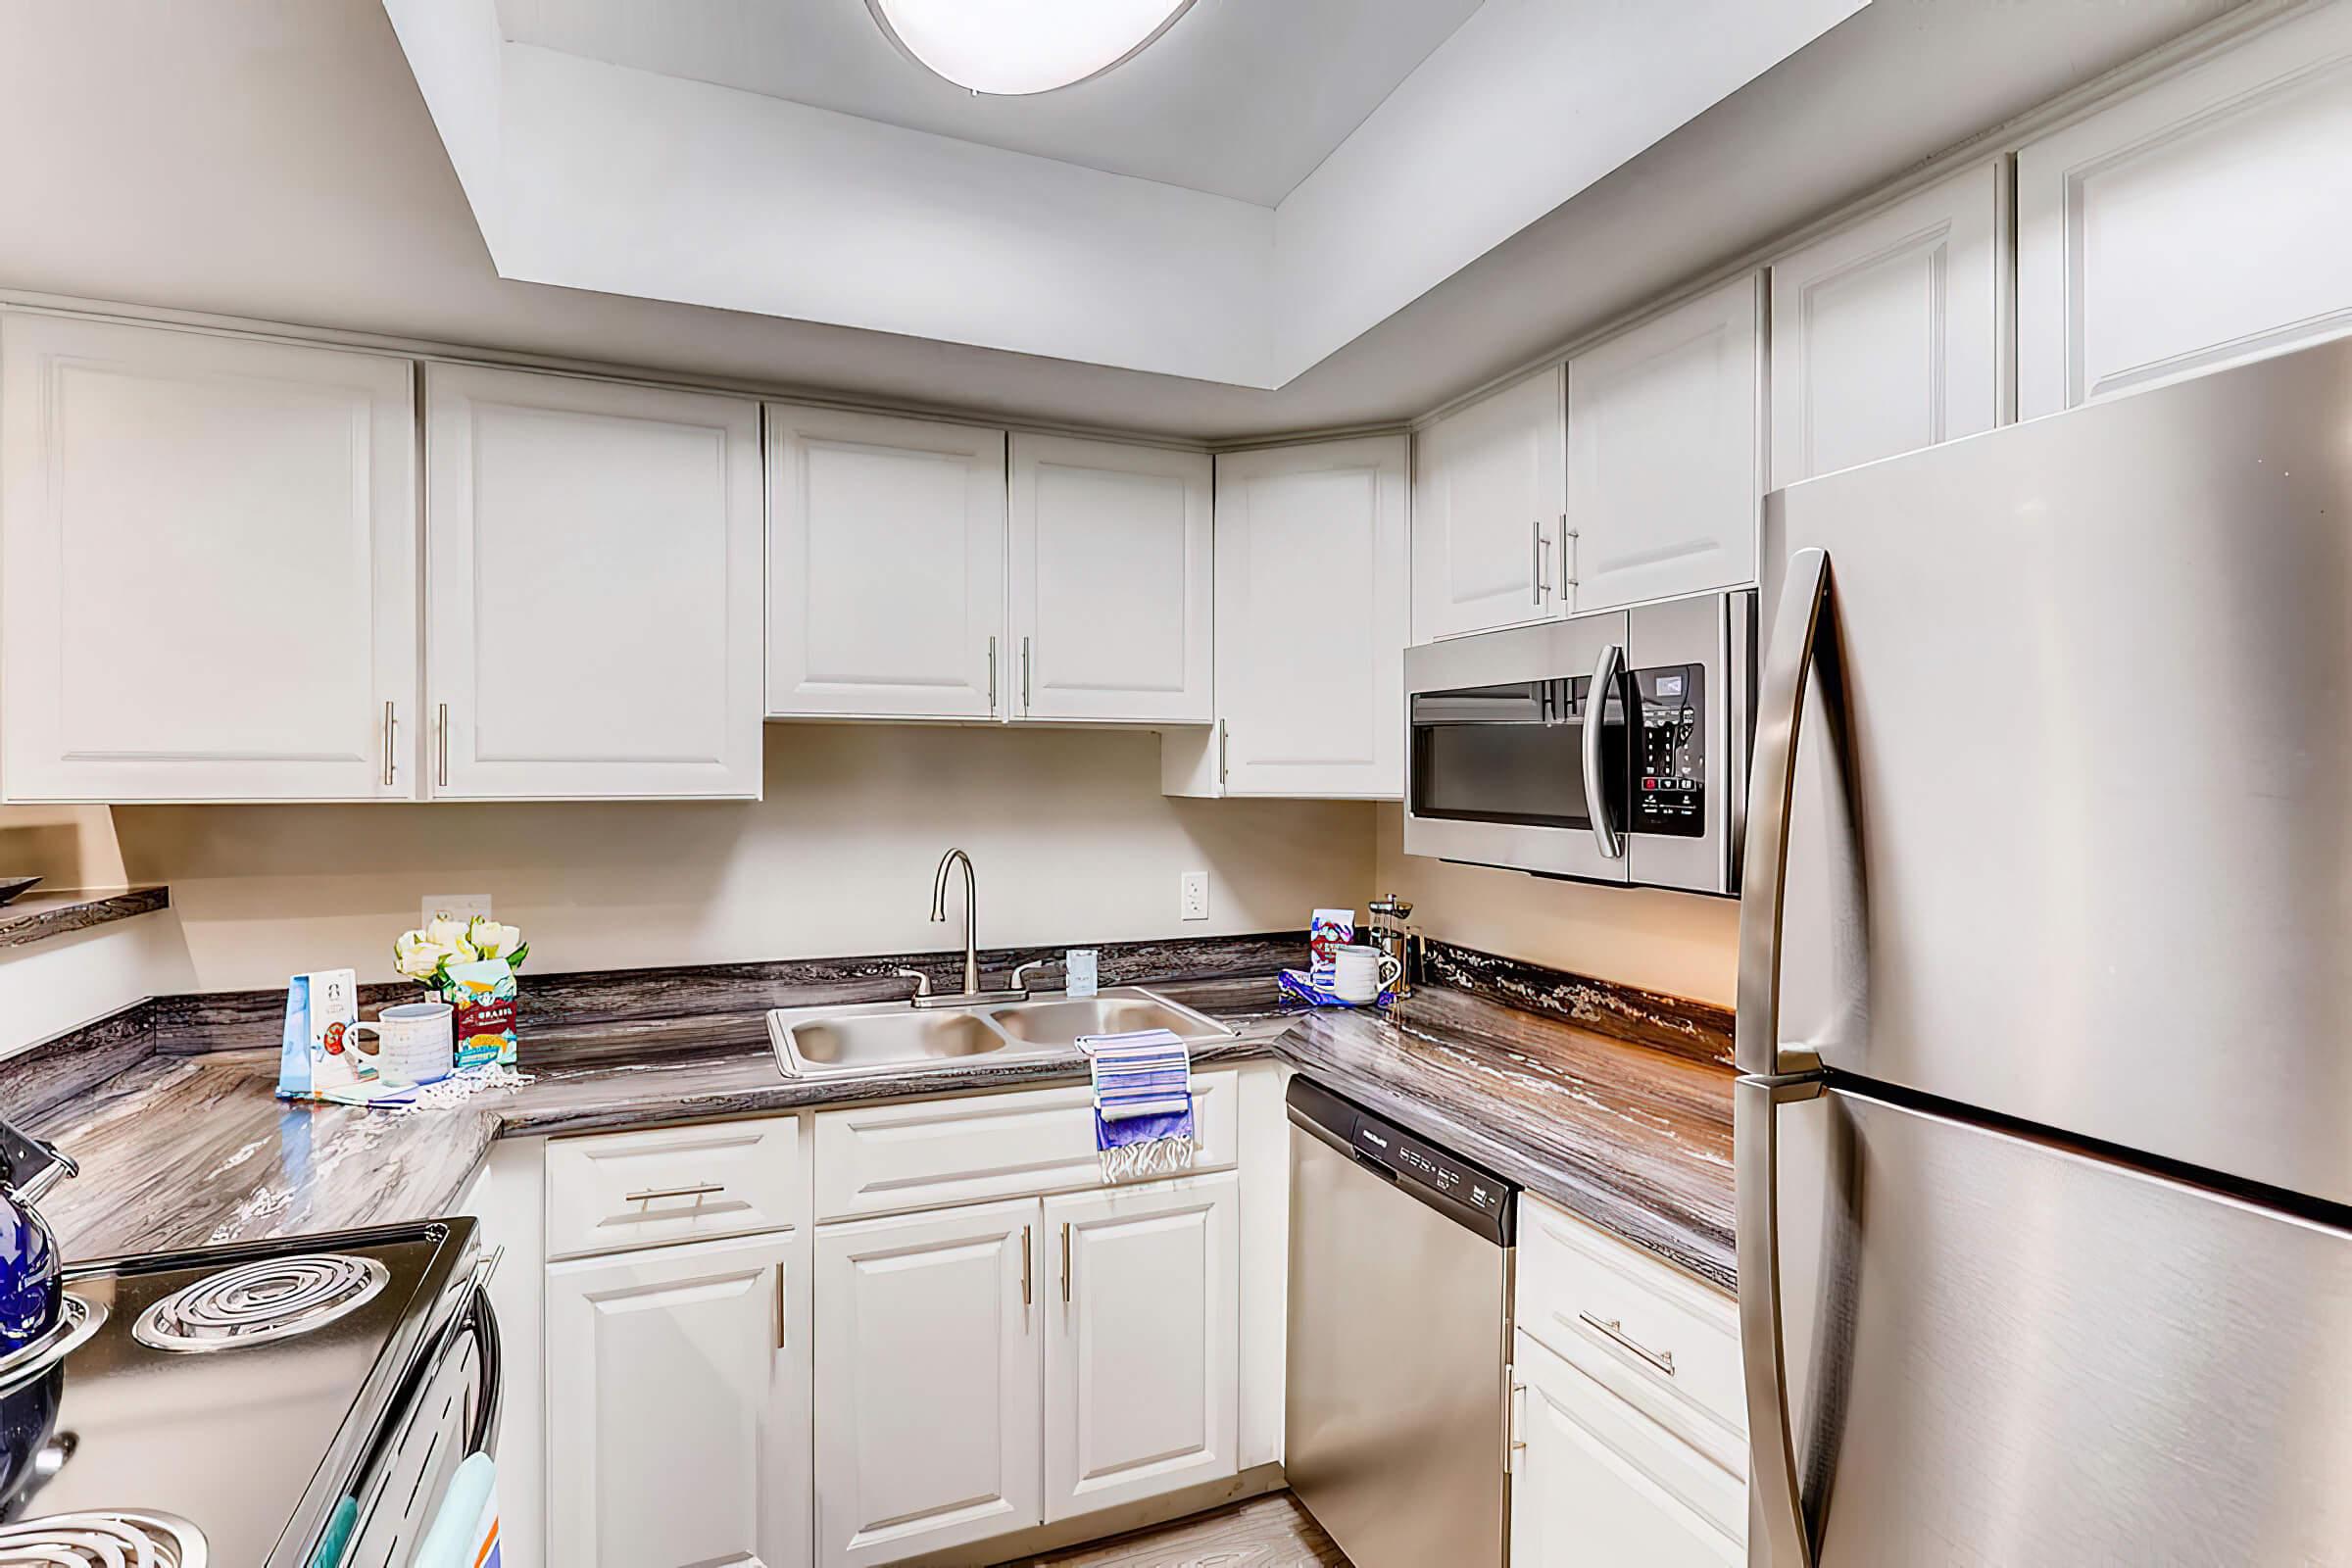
[1402,589,1755,896]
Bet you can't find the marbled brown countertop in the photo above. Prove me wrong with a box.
[28,977,1736,1290]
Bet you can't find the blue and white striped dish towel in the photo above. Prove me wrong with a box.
[1082,1027,1198,1182]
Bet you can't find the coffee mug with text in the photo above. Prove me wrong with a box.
[349,1002,456,1089]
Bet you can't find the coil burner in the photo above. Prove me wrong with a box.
[132,1253,389,1352]
[0,1508,207,1566]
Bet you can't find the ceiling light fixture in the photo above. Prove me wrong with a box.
[865,0,1200,97]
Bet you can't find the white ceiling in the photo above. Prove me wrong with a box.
[0,0,2241,440]
[402,0,1872,385]
[492,0,1487,207]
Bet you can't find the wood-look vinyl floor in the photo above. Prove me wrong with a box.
[993,1493,1350,1567]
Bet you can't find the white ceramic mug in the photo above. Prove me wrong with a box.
[350,1002,455,1088]
[1330,945,1402,1004]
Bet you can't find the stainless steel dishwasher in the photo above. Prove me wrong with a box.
[1286,1075,1517,1568]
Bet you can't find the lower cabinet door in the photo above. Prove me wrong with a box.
[1043,1172,1240,1522]
[1510,1331,1742,1568]
[545,1231,809,1568]
[814,1200,1044,1566]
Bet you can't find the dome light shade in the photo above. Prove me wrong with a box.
[866,0,1200,96]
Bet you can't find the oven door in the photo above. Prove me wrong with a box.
[1403,613,1632,883]
[328,1249,502,1568]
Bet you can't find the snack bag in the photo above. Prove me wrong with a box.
[444,956,518,1068]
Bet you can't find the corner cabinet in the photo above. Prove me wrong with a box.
[1009,435,1213,724]
[1768,161,2007,489]
[2016,4,2352,417]
[1410,368,1566,643]
[423,365,764,799]
[1565,273,1765,613]
[1209,437,1409,799]
[545,1231,810,1568]
[766,405,1006,720]
[0,314,418,803]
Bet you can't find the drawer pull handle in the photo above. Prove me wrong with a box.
[1579,1311,1676,1376]
[623,1182,725,1204]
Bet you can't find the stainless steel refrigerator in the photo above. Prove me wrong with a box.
[1740,340,2352,1567]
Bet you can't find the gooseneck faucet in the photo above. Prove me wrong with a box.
[907,848,1029,1007]
[930,847,982,999]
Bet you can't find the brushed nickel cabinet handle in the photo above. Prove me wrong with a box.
[1060,1221,1072,1304]
[1531,520,1546,604]
[436,702,450,787]
[622,1182,725,1203]
[1578,1311,1676,1376]
[382,701,397,787]
[1021,635,1032,712]
[1217,718,1229,787]
[1020,1226,1033,1309]
[987,634,998,714]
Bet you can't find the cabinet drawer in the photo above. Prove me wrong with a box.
[813,1071,1238,1222]
[546,1116,803,1260]
[1516,1193,1743,1471]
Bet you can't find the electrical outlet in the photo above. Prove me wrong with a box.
[421,893,493,929]
[1180,871,1210,922]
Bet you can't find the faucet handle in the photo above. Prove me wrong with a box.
[890,966,933,1000]
[1009,957,1058,992]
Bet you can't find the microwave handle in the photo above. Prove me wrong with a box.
[1583,642,1626,860]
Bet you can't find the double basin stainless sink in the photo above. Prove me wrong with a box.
[766,986,1235,1081]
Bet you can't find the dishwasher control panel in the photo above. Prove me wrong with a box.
[1289,1074,1517,1247]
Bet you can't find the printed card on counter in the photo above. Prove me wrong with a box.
[276,968,366,1101]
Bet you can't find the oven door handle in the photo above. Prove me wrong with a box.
[1583,641,1626,859]
[464,1250,504,1459]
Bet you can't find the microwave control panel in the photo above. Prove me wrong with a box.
[1632,664,1705,837]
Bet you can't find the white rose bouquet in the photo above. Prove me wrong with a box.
[395,913,529,999]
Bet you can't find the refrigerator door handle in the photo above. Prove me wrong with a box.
[1737,546,1832,1079]
[1738,1074,1825,1568]
[1583,641,1627,860]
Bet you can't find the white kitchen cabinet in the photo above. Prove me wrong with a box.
[1008,434,1212,724]
[1042,1173,1240,1521]
[1210,436,1408,799]
[423,364,763,799]
[546,1230,810,1568]
[1410,368,1566,642]
[767,405,1006,720]
[1769,161,2007,489]
[1510,1330,1742,1568]
[1566,273,1764,613]
[2017,5,2352,418]
[0,313,417,802]
[814,1200,1044,1566]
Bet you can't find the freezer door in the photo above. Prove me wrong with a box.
[1741,1078,2352,1568]
[1755,339,2352,1203]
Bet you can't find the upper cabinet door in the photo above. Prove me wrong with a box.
[425,365,763,800]
[768,405,1006,720]
[1214,436,1409,799]
[1769,162,2007,490]
[1042,1173,1240,1523]
[1566,273,1764,613]
[1411,368,1566,642]
[0,315,417,803]
[1008,434,1211,724]
[2017,6,2352,417]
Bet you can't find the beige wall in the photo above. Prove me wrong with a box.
[113,724,1371,994]
[0,804,128,890]
[1371,804,1739,1005]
